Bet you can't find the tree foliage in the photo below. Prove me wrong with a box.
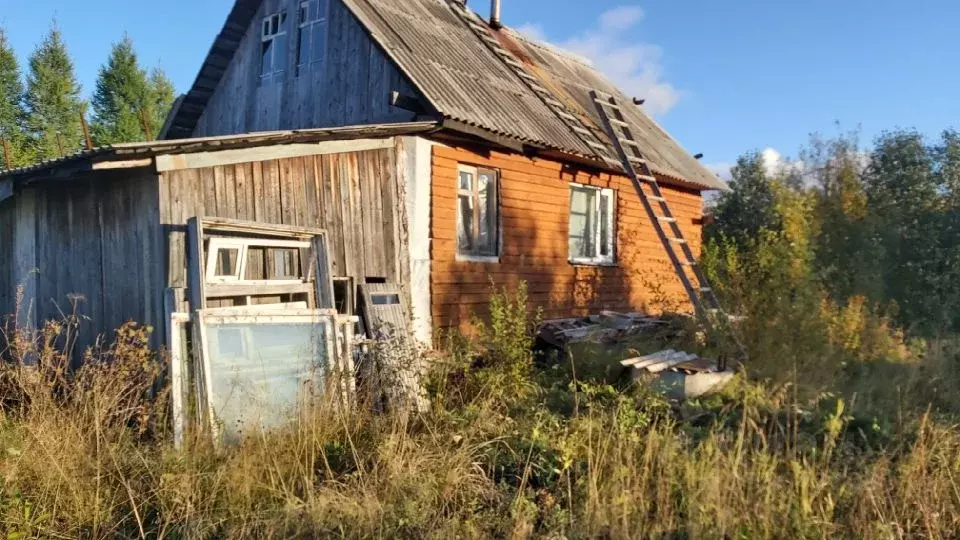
[91,35,151,145]
[91,36,177,144]
[24,24,85,161]
[0,27,29,168]
[706,128,960,336]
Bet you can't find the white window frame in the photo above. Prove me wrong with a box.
[204,237,311,285]
[455,164,501,263]
[194,309,339,443]
[260,10,288,82]
[296,0,329,76]
[568,183,617,266]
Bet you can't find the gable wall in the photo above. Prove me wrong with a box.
[430,144,705,332]
[193,0,422,137]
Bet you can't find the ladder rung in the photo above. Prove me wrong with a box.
[699,287,713,293]
[556,110,577,121]
[628,156,647,164]
[680,260,698,267]
[572,126,592,135]
[587,140,609,149]
[637,175,657,183]
[543,97,564,108]
[593,98,620,110]
[669,237,688,244]
[647,195,666,202]
[602,156,623,165]
[503,57,524,68]
[608,118,630,128]
[618,138,641,148]
[592,89,616,100]
[657,216,677,223]
[516,70,538,81]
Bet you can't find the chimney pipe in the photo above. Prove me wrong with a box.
[490,0,502,29]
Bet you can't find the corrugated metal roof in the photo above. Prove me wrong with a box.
[0,122,439,181]
[162,0,725,190]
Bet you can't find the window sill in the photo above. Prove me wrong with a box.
[456,254,501,264]
[569,258,619,268]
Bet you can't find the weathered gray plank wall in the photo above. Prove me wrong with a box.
[159,147,404,294]
[30,171,164,356]
[193,0,421,137]
[0,197,14,321]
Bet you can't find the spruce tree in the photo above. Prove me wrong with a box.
[0,27,29,168]
[91,35,150,144]
[24,24,84,160]
[147,67,176,139]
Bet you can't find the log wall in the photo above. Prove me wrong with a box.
[430,144,705,331]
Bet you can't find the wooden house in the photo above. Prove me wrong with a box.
[0,0,724,353]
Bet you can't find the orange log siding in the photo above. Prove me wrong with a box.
[430,144,705,332]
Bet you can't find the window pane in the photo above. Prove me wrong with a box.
[297,24,311,69]
[205,320,329,443]
[311,21,327,64]
[457,194,475,253]
[272,248,300,279]
[274,33,288,74]
[477,172,493,253]
[215,248,240,277]
[261,40,274,76]
[600,192,611,258]
[569,187,597,259]
[459,170,473,192]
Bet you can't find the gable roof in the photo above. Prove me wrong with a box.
[166,0,725,190]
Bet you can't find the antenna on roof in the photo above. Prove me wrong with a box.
[633,97,646,106]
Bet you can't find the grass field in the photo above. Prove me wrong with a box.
[1,285,959,538]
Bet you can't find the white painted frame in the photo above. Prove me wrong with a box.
[455,164,501,263]
[195,309,339,443]
[169,312,191,449]
[568,183,617,266]
[204,237,312,285]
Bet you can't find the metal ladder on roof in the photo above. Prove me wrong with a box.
[590,90,746,368]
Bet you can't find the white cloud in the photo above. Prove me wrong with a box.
[761,148,783,177]
[515,23,546,42]
[519,5,681,117]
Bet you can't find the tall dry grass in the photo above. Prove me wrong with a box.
[0,284,959,538]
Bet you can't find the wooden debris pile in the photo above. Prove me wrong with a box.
[538,311,672,349]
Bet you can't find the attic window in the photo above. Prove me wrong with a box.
[296,0,329,76]
[261,10,288,83]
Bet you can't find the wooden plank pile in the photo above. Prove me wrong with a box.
[538,311,671,348]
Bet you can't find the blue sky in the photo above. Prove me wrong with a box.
[2,0,958,176]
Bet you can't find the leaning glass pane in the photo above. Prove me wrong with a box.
[204,318,329,443]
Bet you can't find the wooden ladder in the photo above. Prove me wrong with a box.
[590,90,746,367]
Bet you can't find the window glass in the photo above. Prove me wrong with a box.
[457,194,475,251]
[296,0,328,75]
[204,319,329,444]
[272,248,300,279]
[599,191,612,257]
[261,10,287,81]
[456,166,499,258]
[215,248,240,277]
[569,185,614,263]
